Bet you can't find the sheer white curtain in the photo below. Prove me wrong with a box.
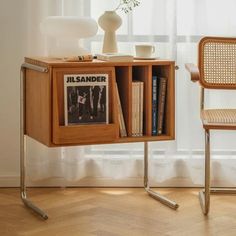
[27,0,236,187]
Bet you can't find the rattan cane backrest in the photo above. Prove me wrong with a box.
[198,37,236,89]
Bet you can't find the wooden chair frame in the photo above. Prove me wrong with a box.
[185,36,236,215]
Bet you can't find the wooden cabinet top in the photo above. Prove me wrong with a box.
[25,57,175,68]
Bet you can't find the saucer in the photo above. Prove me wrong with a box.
[134,57,159,60]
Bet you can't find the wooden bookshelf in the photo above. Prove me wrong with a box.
[24,57,175,147]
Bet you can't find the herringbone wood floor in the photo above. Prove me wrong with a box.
[0,188,236,236]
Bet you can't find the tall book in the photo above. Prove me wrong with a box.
[132,81,144,136]
[157,77,167,135]
[135,82,140,136]
[152,76,158,135]
[115,83,127,137]
[139,82,144,136]
[132,82,138,136]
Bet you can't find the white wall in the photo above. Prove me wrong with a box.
[0,0,28,186]
[0,0,79,187]
[0,0,63,186]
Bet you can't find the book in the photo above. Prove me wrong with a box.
[64,74,109,125]
[96,53,134,62]
[157,77,167,135]
[132,81,144,136]
[135,82,139,136]
[115,83,127,137]
[132,82,136,136]
[152,76,158,135]
[139,82,144,136]
[63,55,93,62]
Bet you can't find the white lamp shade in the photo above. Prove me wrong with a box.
[40,16,98,57]
[40,16,98,39]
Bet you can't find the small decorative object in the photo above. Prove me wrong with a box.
[98,11,122,53]
[63,55,93,62]
[98,0,141,53]
[40,16,98,57]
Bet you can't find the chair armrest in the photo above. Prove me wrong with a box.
[185,63,200,82]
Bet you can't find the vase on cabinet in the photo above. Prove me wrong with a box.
[98,11,122,53]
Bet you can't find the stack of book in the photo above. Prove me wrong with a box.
[132,81,144,136]
[116,76,166,138]
[152,76,167,135]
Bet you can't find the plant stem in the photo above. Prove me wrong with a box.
[114,0,122,11]
[113,0,140,12]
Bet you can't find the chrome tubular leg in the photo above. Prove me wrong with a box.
[199,129,210,215]
[20,66,48,220]
[144,142,179,210]
[210,188,236,194]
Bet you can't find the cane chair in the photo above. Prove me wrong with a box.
[185,36,236,215]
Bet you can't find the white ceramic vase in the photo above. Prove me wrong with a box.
[98,11,122,53]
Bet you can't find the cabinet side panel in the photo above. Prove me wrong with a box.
[167,64,175,139]
[25,69,51,146]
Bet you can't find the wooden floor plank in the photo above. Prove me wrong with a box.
[0,188,236,236]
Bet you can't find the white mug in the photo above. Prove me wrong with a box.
[135,44,155,58]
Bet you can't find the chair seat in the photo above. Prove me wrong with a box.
[201,109,236,128]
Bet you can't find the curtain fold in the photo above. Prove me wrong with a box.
[26,0,236,187]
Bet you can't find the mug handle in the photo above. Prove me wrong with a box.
[152,46,155,53]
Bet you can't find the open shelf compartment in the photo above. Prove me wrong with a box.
[114,63,175,141]
[152,64,175,138]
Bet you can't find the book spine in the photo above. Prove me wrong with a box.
[132,83,135,136]
[157,77,167,135]
[136,82,140,136]
[120,103,127,137]
[64,78,68,125]
[139,82,144,136]
[152,76,158,135]
[132,82,140,137]
[134,82,138,136]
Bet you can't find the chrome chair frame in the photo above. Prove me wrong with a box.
[186,37,236,215]
[198,88,236,215]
